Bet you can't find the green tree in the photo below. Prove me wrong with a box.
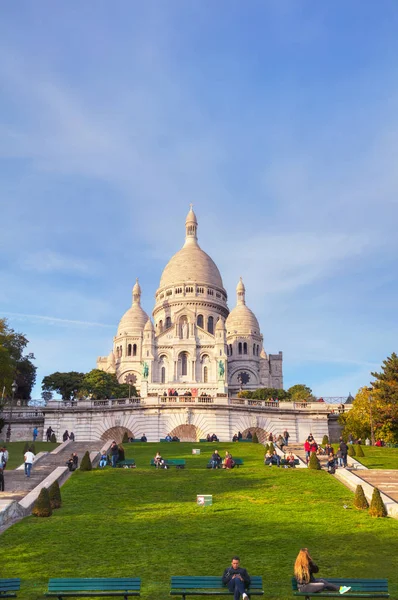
[80,451,92,471]
[339,387,373,441]
[348,445,356,457]
[369,488,387,518]
[322,435,329,445]
[287,384,315,402]
[0,318,37,400]
[48,480,62,509]
[252,432,259,444]
[32,487,52,517]
[308,452,321,470]
[353,485,369,510]
[81,369,134,399]
[370,353,398,443]
[42,372,85,401]
[356,444,365,457]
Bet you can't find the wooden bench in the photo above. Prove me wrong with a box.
[45,578,141,600]
[0,579,20,599]
[150,459,186,469]
[291,577,389,599]
[170,576,263,600]
[116,459,136,468]
[280,459,300,467]
[206,458,243,468]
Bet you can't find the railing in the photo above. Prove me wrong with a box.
[159,395,214,404]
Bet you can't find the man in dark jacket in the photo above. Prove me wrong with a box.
[339,439,348,467]
[110,441,119,468]
[222,556,250,600]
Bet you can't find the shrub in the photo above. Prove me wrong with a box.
[252,432,259,444]
[49,480,62,509]
[264,443,270,453]
[32,487,52,517]
[23,442,36,455]
[369,488,387,518]
[118,445,125,461]
[122,431,129,444]
[322,435,329,445]
[269,442,275,454]
[80,451,92,471]
[354,485,369,510]
[355,444,365,457]
[308,452,321,470]
[50,433,57,443]
[348,445,356,457]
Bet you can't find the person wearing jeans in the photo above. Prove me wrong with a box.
[222,557,250,600]
[110,441,119,468]
[294,548,351,595]
[24,448,35,478]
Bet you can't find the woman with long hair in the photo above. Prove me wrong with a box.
[294,548,351,595]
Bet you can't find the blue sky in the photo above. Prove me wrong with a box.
[1,1,398,399]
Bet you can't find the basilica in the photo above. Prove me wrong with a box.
[97,207,283,397]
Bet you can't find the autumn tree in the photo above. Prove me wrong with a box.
[287,384,316,402]
[0,318,37,400]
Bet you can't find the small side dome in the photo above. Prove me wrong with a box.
[144,318,155,331]
[216,318,226,330]
[236,277,245,293]
[226,305,260,336]
[117,304,149,336]
[132,278,141,295]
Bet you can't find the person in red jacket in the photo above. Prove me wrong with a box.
[304,440,311,463]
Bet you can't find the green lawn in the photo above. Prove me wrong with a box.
[352,446,398,470]
[0,441,59,470]
[1,443,398,600]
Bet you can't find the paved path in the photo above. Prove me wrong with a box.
[0,442,101,502]
[354,470,398,502]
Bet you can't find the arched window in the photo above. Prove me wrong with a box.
[257,345,260,356]
[227,346,229,356]
[181,352,188,376]
[203,366,208,383]
[220,349,222,356]
[197,314,204,328]
[133,344,137,357]
[238,342,242,355]
[159,320,163,333]
[161,366,166,384]
[253,344,255,355]
[229,344,233,356]
[207,316,214,334]
[165,316,171,329]
[243,342,248,355]
[128,344,132,356]
[120,346,123,357]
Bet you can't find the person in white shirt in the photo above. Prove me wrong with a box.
[24,448,35,478]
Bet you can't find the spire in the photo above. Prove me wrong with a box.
[184,204,198,246]
[236,277,246,305]
[132,278,141,305]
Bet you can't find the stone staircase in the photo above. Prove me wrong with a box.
[0,441,102,502]
[285,443,330,469]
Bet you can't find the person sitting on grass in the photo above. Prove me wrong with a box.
[211,450,222,469]
[222,556,251,600]
[99,451,108,468]
[285,452,296,468]
[294,548,351,595]
[264,450,273,466]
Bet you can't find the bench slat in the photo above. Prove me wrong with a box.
[291,577,389,598]
[47,578,140,592]
[0,582,21,592]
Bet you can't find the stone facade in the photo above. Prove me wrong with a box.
[97,207,283,396]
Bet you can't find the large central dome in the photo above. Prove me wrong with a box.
[158,207,225,291]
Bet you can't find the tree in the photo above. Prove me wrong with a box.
[48,480,62,509]
[287,384,316,402]
[42,372,85,401]
[32,487,52,517]
[322,435,329,445]
[252,432,259,443]
[356,444,365,458]
[81,369,133,400]
[353,485,369,510]
[50,433,57,443]
[0,318,37,400]
[369,488,387,518]
[80,451,92,471]
[41,391,53,403]
[370,353,398,443]
[348,445,356,457]
[122,432,129,444]
[339,387,373,441]
[308,452,321,470]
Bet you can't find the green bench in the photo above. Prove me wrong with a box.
[160,439,180,442]
[45,578,141,600]
[206,458,243,468]
[292,577,389,599]
[0,579,20,599]
[150,459,186,469]
[238,439,252,442]
[280,459,300,467]
[170,576,263,600]
[116,459,136,468]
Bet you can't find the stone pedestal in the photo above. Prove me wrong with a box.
[141,380,148,399]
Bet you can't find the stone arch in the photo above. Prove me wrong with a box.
[241,427,268,443]
[169,424,198,442]
[100,426,134,444]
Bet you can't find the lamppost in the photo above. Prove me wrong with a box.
[6,380,18,442]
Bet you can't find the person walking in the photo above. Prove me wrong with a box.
[33,427,38,442]
[222,556,251,600]
[294,548,350,595]
[24,447,35,478]
[283,429,290,446]
[339,439,348,468]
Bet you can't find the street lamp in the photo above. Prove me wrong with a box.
[6,380,18,442]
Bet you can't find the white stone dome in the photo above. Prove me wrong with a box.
[226,304,260,336]
[117,304,149,336]
[158,206,225,291]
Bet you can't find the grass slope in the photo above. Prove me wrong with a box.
[1,443,398,600]
[353,447,398,470]
[1,441,59,469]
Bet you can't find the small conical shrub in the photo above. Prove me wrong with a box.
[252,432,259,444]
[122,432,129,444]
[369,487,387,517]
[32,487,52,517]
[356,445,365,457]
[23,443,36,455]
[49,480,62,509]
[23,442,29,454]
[308,452,321,470]
[50,433,57,443]
[80,451,92,471]
[354,485,369,510]
[269,442,275,454]
[322,435,329,445]
[264,443,270,453]
[118,445,125,461]
[348,445,356,457]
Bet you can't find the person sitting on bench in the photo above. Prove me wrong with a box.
[294,548,351,595]
[211,450,222,469]
[154,452,163,468]
[285,452,296,468]
[222,556,250,600]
